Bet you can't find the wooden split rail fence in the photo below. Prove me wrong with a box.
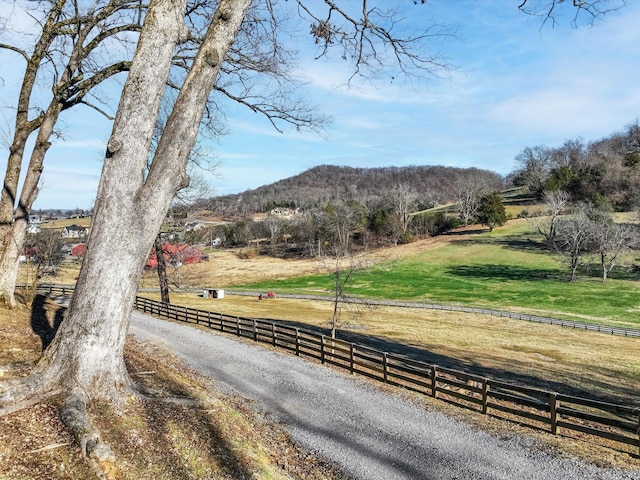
[32,285,640,455]
[132,296,640,456]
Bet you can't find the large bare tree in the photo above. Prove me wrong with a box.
[513,145,554,198]
[535,189,571,248]
[387,183,418,244]
[1,0,453,471]
[452,169,496,225]
[586,207,638,282]
[0,0,317,307]
[0,0,143,306]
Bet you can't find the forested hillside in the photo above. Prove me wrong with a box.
[198,165,504,216]
[195,118,640,219]
[510,120,640,209]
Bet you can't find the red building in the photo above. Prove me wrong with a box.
[145,243,209,269]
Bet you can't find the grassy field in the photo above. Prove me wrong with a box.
[39,217,92,229]
[231,220,640,329]
[8,215,640,470]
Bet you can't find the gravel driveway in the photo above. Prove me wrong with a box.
[129,311,639,480]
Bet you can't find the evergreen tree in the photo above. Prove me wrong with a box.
[476,191,507,232]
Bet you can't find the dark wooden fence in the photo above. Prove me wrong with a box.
[33,284,640,455]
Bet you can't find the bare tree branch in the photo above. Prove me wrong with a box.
[295,0,454,83]
[518,0,628,28]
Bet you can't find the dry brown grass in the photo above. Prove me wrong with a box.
[143,291,640,469]
[0,298,348,479]
[142,284,640,467]
[40,217,92,229]
[152,292,640,407]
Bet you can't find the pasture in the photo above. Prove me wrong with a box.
[230,220,640,329]
[31,218,640,408]
[20,216,640,465]
[138,218,640,421]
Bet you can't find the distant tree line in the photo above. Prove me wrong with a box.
[185,186,508,258]
[30,208,93,219]
[509,119,640,281]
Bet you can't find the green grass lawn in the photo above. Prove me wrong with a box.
[232,221,640,328]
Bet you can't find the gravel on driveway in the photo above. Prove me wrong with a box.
[129,311,639,480]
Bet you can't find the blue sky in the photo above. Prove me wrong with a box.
[1,0,639,209]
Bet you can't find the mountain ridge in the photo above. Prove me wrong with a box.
[201,164,505,215]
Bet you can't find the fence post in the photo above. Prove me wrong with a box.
[207,311,212,328]
[350,344,355,375]
[321,335,326,364]
[253,319,257,341]
[195,310,200,325]
[431,366,438,398]
[383,353,388,383]
[637,418,640,457]
[219,313,223,331]
[236,316,240,336]
[272,324,276,347]
[481,379,489,415]
[295,328,300,356]
[550,393,559,435]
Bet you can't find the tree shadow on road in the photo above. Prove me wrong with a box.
[118,340,349,480]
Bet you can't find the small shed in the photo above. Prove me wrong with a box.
[203,288,224,299]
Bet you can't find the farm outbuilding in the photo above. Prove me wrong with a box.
[202,288,224,299]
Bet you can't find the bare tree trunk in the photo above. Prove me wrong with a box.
[0,0,66,250]
[2,0,252,405]
[601,252,609,282]
[154,235,170,304]
[8,0,192,399]
[0,220,28,307]
[0,102,61,306]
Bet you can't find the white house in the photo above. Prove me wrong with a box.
[61,224,89,238]
[26,224,41,234]
[269,207,300,218]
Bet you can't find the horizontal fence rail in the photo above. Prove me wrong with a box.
[29,284,640,455]
[226,291,640,339]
